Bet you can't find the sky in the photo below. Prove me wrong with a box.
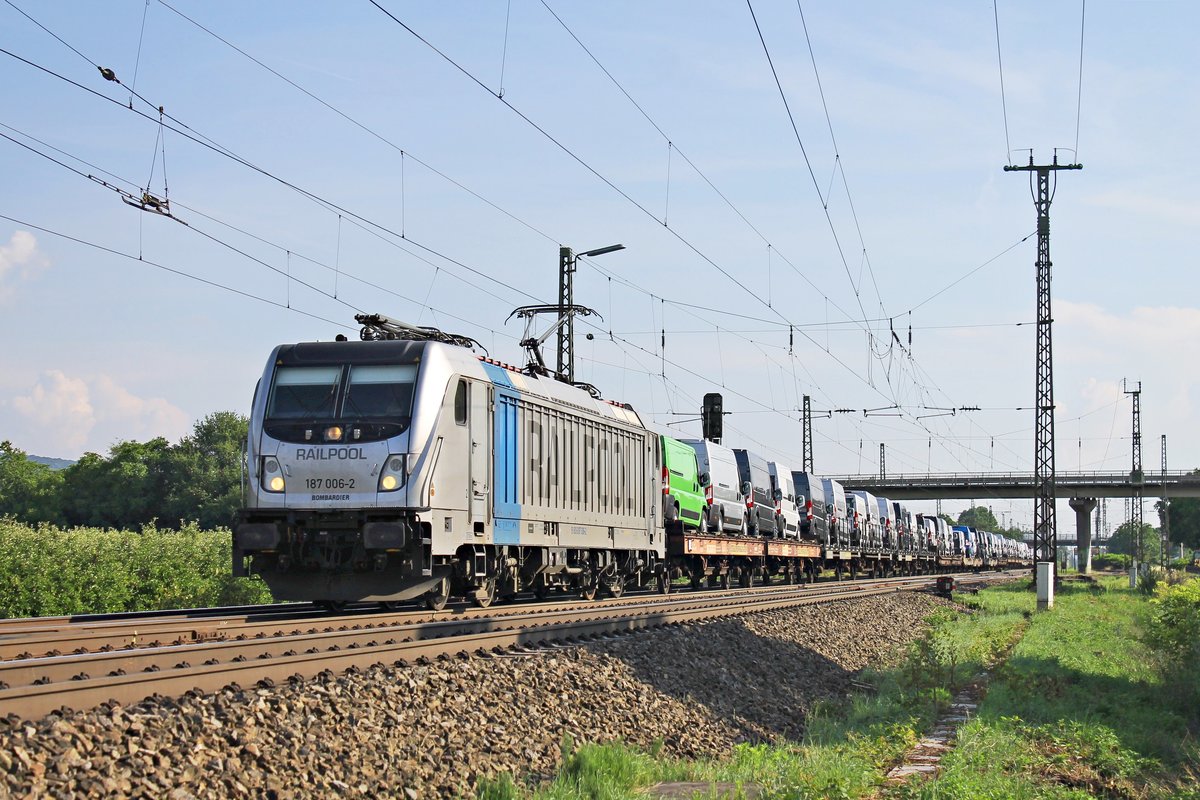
[2,1,1196,536]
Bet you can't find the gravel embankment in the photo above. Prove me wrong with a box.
[0,591,956,799]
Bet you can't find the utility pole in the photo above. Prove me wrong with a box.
[1100,499,1107,546]
[802,395,814,473]
[1005,152,1081,606]
[556,247,575,382]
[1125,380,1144,571]
[1161,433,1170,567]
[556,244,624,383]
[880,443,886,480]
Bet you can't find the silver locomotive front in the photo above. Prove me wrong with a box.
[235,338,442,603]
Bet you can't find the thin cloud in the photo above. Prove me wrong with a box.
[0,230,48,300]
[9,370,191,457]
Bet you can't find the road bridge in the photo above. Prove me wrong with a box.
[833,470,1200,501]
[831,470,1195,574]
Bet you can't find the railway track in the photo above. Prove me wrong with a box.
[0,570,1023,721]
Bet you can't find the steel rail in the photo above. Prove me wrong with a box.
[0,571,1021,720]
[0,572,950,661]
[0,577,933,689]
[0,601,313,634]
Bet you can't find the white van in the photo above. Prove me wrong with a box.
[820,478,848,547]
[768,461,801,539]
[849,490,881,549]
[682,438,747,535]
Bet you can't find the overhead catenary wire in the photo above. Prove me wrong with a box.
[363,2,1006,459]
[4,6,1060,474]
[1074,0,1086,158]
[14,3,1008,472]
[0,121,520,343]
[0,45,549,313]
[993,0,1013,164]
[154,0,559,247]
[0,211,354,330]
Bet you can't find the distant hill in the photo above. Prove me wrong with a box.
[28,455,76,471]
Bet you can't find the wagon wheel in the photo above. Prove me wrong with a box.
[423,576,450,612]
[690,572,703,591]
[472,577,497,609]
[657,570,673,595]
[738,570,752,589]
[378,601,403,612]
[533,575,551,601]
[318,600,347,614]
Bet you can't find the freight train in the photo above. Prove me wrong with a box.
[234,315,1030,610]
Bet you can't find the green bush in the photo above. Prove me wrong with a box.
[1092,553,1130,570]
[1145,577,1200,663]
[0,518,272,617]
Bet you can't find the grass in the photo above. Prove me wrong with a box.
[890,577,1198,799]
[475,576,1200,800]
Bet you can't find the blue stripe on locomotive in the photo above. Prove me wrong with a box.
[483,362,521,545]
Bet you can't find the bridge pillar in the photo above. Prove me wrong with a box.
[1069,497,1097,574]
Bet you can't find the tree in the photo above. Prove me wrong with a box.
[1106,520,1161,561]
[0,441,63,523]
[59,438,172,529]
[957,505,999,530]
[1158,491,1200,552]
[164,411,249,530]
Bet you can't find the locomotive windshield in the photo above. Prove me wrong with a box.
[267,366,341,419]
[263,361,418,441]
[343,365,417,420]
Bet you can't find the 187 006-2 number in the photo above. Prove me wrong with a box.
[305,477,356,490]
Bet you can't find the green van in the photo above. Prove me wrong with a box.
[661,434,708,533]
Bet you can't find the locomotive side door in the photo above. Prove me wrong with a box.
[468,381,491,524]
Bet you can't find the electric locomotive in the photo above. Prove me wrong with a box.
[235,314,664,611]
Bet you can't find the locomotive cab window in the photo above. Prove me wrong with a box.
[267,366,341,419]
[343,365,418,420]
[454,380,467,425]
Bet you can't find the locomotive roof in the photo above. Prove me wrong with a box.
[275,339,425,365]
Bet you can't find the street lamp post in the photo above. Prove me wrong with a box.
[558,244,624,383]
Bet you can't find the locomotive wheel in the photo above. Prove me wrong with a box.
[472,577,497,609]
[579,578,599,601]
[605,577,625,599]
[533,575,551,601]
[423,577,450,612]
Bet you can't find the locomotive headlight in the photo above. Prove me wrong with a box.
[378,454,406,492]
[325,426,344,442]
[262,456,285,493]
